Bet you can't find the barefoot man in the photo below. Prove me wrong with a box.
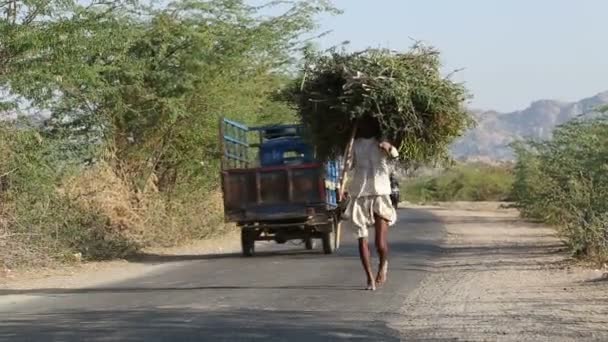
[342,116,399,291]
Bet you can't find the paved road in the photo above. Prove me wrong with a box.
[0,208,443,341]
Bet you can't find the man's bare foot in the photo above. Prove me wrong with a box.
[376,261,388,286]
[366,280,376,291]
[366,270,376,291]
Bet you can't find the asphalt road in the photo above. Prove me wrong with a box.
[0,208,444,342]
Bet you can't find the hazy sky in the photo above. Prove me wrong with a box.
[313,0,608,112]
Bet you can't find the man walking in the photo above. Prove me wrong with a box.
[342,116,399,291]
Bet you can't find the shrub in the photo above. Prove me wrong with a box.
[512,116,608,261]
[401,163,514,203]
[0,125,139,268]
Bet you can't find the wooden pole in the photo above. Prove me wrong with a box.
[338,122,358,202]
[336,122,358,250]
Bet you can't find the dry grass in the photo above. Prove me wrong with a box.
[62,163,228,248]
[1,162,228,271]
[61,165,146,242]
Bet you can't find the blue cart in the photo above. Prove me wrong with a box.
[219,118,342,256]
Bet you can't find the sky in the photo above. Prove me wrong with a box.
[311,0,608,112]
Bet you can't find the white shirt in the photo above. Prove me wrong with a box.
[346,138,398,198]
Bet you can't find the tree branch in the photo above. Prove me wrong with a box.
[22,2,46,25]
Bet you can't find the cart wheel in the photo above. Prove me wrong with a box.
[335,221,342,250]
[322,231,335,254]
[322,226,337,255]
[305,237,316,250]
[241,229,255,257]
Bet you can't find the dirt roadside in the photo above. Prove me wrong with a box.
[392,202,608,341]
[0,230,241,291]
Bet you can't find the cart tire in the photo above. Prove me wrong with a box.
[335,221,342,250]
[322,229,336,254]
[241,229,255,257]
[305,237,316,250]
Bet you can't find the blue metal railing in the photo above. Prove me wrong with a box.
[220,117,342,207]
[221,118,250,169]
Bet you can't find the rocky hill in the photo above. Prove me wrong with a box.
[451,91,608,161]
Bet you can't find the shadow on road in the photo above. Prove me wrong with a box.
[129,240,443,265]
[0,284,365,296]
[128,208,445,265]
[586,274,608,284]
[0,307,403,342]
[127,249,319,264]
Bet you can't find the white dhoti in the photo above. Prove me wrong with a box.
[342,195,396,239]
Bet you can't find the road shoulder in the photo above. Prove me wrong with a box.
[0,231,241,306]
[393,203,608,341]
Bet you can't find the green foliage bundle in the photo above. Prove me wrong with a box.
[512,115,608,261]
[287,44,474,162]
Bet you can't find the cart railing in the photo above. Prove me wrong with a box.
[220,118,250,169]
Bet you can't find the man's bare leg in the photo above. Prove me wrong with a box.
[374,215,389,286]
[358,237,376,290]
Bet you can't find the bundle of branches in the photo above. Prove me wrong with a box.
[287,44,474,164]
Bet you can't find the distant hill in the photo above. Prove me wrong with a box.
[451,91,608,161]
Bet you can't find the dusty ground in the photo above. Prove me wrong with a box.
[0,230,241,291]
[392,202,608,341]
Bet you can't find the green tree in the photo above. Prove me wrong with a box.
[2,0,338,190]
[1,0,338,266]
